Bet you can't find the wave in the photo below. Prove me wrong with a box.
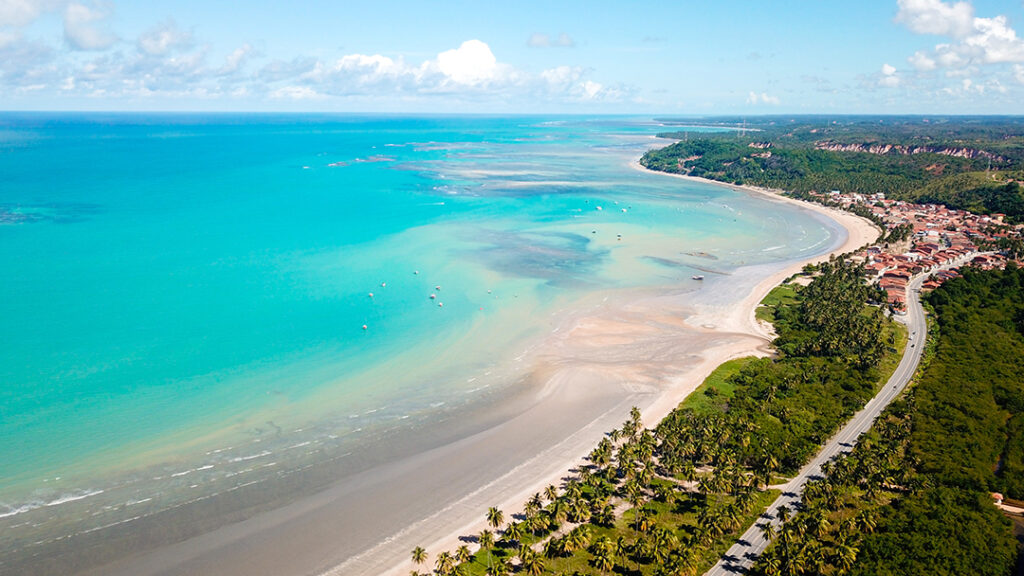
[0,488,105,519]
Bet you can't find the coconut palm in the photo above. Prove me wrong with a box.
[544,484,559,501]
[486,507,504,531]
[519,547,545,576]
[478,529,495,573]
[833,541,859,571]
[455,545,472,565]
[502,522,523,548]
[411,546,428,567]
[591,546,616,575]
[488,557,510,576]
[434,551,455,576]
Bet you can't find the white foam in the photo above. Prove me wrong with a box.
[228,450,273,463]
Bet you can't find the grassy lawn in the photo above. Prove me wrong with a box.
[755,283,800,324]
[678,356,757,415]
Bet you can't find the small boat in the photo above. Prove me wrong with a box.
[692,275,705,280]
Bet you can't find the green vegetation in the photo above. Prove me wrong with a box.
[640,116,1024,223]
[750,265,1024,576]
[915,264,1024,498]
[755,283,799,324]
[411,258,909,576]
[677,356,756,415]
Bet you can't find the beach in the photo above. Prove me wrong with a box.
[75,159,878,576]
[361,165,879,576]
[2,118,877,576]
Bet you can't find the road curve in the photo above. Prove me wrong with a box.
[703,259,964,575]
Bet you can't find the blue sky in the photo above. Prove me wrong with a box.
[1,0,1023,113]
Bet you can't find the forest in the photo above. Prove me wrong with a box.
[640,116,1024,223]
[750,265,1024,576]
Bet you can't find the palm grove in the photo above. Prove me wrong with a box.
[406,258,934,576]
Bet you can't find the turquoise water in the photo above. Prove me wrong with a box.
[0,115,836,557]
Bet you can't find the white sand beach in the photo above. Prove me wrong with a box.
[365,164,880,576]
[80,161,879,576]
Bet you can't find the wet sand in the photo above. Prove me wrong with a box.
[75,162,878,576]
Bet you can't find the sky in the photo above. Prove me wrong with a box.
[1,0,1024,114]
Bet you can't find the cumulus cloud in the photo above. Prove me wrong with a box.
[436,39,496,85]
[539,65,623,101]
[0,0,57,27]
[527,32,575,48]
[895,0,1024,70]
[0,29,628,108]
[746,91,780,105]
[879,62,901,86]
[908,49,937,70]
[258,56,318,82]
[895,0,974,37]
[216,43,254,75]
[63,2,116,51]
[138,19,192,56]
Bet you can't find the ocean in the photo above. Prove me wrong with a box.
[0,114,838,572]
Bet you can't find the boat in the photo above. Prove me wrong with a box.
[692,275,705,280]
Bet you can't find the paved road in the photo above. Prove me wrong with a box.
[703,261,960,575]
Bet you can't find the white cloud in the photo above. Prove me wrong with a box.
[138,20,192,56]
[436,39,496,85]
[63,2,116,51]
[879,63,901,86]
[895,0,975,37]
[746,91,780,105]
[258,56,317,82]
[896,0,1024,70]
[908,49,937,70]
[527,32,575,48]
[0,0,56,27]
[0,31,630,109]
[967,15,1024,63]
[217,43,253,75]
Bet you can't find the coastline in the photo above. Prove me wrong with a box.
[67,154,881,576]
[370,162,881,576]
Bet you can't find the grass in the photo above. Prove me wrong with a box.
[678,356,758,415]
[755,283,800,324]
[873,314,909,392]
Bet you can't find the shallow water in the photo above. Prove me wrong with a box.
[0,114,836,570]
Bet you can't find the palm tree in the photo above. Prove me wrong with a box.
[502,522,523,548]
[486,507,504,531]
[455,545,472,565]
[519,547,545,576]
[411,546,428,568]
[434,551,455,576]
[488,557,510,576]
[591,546,616,575]
[833,541,859,572]
[544,484,559,502]
[478,529,495,573]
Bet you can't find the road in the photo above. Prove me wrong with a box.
[703,261,958,575]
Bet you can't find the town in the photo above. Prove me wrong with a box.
[814,190,1024,313]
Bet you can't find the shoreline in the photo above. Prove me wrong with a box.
[372,162,880,576]
[63,152,881,576]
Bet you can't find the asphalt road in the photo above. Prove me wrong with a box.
[704,264,948,575]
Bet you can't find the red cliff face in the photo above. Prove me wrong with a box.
[813,140,1005,162]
